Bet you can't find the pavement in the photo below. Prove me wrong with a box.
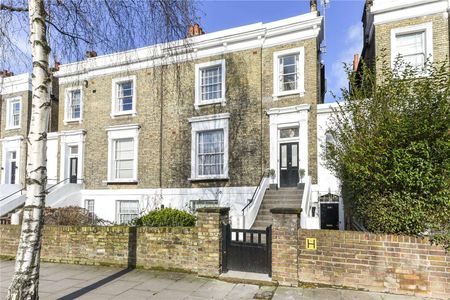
[0,260,433,300]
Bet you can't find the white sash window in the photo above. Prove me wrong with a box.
[197,130,224,176]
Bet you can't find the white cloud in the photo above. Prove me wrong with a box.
[327,22,362,99]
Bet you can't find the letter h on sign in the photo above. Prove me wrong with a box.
[306,238,317,250]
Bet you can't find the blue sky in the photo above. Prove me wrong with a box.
[198,0,365,102]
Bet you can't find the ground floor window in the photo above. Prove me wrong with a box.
[116,200,139,224]
[188,113,229,180]
[197,130,224,176]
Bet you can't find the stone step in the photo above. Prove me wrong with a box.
[264,190,303,195]
[261,199,301,204]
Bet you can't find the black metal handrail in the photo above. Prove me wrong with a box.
[0,178,83,203]
[242,174,268,213]
[0,188,25,202]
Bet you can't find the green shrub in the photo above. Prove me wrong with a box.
[132,208,196,227]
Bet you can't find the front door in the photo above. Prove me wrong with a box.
[69,157,78,183]
[6,151,17,184]
[320,203,339,230]
[280,142,299,187]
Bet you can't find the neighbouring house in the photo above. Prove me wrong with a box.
[0,72,59,223]
[359,0,449,73]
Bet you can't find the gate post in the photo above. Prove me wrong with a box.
[271,208,301,286]
[197,207,230,278]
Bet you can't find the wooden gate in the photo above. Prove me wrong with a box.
[222,224,271,275]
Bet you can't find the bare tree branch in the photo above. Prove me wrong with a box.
[0,4,28,12]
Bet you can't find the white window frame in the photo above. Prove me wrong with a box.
[64,86,83,124]
[273,47,305,99]
[116,200,140,224]
[84,199,95,223]
[188,113,229,180]
[111,75,137,117]
[194,59,226,109]
[6,97,21,130]
[391,22,433,73]
[106,124,139,183]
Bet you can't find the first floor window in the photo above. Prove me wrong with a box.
[7,98,21,128]
[68,89,81,120]
[395,31,426,69]
[113,138,134,180]
[116,200,139,224]
[197,130,224,176]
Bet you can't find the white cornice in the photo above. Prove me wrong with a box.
[55,12,323,84]
[0,135,24,142]
[0,73,31,96]
[367,0,448,30]
[188,113,230,123]
[317,102,340,114]
[59,129,87,137]
[266,104,311,116]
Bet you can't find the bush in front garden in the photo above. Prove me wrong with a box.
[132,208,196,227]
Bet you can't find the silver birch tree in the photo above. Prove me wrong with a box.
[1,1,198,298]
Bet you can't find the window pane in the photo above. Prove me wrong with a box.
[200,65,222,101]
[69,146,79,155]
[292,144,298,167]
[114,138,134,179]
[281,145,287,168]
[10,100,20,127]
[280,127,299,138]
[117,80,133,111]
[279,54,299,92]
[69,90,81,119]
[396,31,425,69]
[197,130,224,176]
[118,200,139,224]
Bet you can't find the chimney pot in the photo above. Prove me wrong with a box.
[85,50,97,58]
[0,70,14,78]
[353,54,360,72]
[310,0,318,12]
[187,23,205,37]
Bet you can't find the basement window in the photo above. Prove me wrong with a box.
[116,200,139,224]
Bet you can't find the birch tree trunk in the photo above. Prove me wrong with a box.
[7,0,50,299]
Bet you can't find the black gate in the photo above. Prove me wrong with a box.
[222,224,271,275]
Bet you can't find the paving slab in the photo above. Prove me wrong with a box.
[0,260,435,300]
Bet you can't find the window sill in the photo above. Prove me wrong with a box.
[5,126,20,131]
[104,180,138,185]
[110,111,137,118]
[272,90,305,100]
[194,98,226,110]
[64,119,82,125]
[188,176,229,182]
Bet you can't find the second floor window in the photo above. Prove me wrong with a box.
[68,89,81,120]
[112,76,136,116]
[7,98,21,129]
[395,31,426,70]
[195,59,226,108]
[201,65,222,101]
[279,54,299,92]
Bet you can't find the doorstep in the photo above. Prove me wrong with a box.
[219,270,276,286]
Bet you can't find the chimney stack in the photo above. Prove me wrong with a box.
[187,23,205,37]
[85,50,97,58]
[310,0,318,12]
[353,54,360,72]
[0,70,14,78]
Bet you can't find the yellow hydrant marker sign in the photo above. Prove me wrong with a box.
[306,238,317,250]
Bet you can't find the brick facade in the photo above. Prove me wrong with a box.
[58,38,322,190]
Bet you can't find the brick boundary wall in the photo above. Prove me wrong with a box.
[0,208,228,276]
[271,210,450,299]
[297,230,450,299]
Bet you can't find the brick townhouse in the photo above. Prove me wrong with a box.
[1,0,448,229]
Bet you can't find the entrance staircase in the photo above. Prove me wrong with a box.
[251,187,303,229]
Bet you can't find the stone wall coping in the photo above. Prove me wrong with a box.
[270,208,302,215]
[196,207,230,214]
